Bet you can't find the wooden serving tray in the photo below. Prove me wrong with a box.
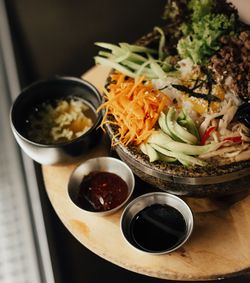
[42,66,250,281]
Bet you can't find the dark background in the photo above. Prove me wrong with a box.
[6,0,165,84]
[5,1,250,282]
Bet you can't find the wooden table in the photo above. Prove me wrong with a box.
[42,66,250,281]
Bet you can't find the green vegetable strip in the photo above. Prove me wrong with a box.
[154,26,166,60]
[121,60,157,79]
[136,60,152,77]
[148,54,166,80]
[114,50,131,63]
[95,42,123,52]
[95,42,148,63]
[151,144,207,166]
[98,51,111,58]
[119,42,157,54]
[94,56,136,78]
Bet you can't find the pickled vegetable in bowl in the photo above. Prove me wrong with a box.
[10,76,102,165]
[26,97,96,145]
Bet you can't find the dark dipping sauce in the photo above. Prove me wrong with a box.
[130,204,187,253]
[76,171,129,212]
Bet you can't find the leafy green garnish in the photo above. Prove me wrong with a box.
[177,0,236,64]
[189,0,215,22]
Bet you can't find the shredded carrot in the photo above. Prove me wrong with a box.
[97,72,171,145]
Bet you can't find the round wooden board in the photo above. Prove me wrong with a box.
[42,65,250,281]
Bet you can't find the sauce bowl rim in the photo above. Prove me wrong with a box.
[10,76,103,148]
[120,192,194,255]
[67,156,135,216]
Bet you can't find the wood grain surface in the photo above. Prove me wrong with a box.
[42,65,250,281]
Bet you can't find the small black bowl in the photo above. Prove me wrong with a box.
[10,76,103,165]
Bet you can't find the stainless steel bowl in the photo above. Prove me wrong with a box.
[68,157,135,216]
[120,192,193,254]
[10,76,102,165]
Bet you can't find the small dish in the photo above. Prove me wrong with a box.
[120,192,193,254]
[68,157,135,216]
[10,76,102,165]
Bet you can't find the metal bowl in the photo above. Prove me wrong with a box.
[68,157,135,216]
[105,122,250,197]
[120,192,193,254]
[10,76,102,165]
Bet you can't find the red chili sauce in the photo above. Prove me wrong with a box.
[76,171,129,212]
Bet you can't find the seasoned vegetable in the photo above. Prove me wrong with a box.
[148,130,221,156]
[151,143,207,167]
[97,73,170,145]
[94,30,172,81]
[177,0,236,64]
[26,98,94,144]
[200,126,216,145]
[165,107,198,144]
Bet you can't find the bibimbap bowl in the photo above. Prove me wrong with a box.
[95,0,250,196]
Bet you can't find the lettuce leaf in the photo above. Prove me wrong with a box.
[177,0,236,64]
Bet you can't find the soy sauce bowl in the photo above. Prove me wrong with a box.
[68,157,135,216]
[120,192,193,255]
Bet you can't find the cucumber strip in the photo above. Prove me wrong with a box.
[166,107,184,142]
[94,56,136,78]
[178,158,191,167]
[177,110,186,121]
[151,144,207,166]
[158,153,177,163]
[154,26,166,60]
[173,120,198,144]
[122,60,157,78]
[96,42,147,63]
[160,141,223,155]
[147,130,172,145]
[95,56,156,80]
[136,60,152,77]
[119,42,157,54]
[149,60,167,80]
[166,107,198,144]
[114,50,131,63]
[158,112,171,136]
[140,143,159,162]
[98,51,111,58]
[148,130,222,156]
[147,53,166,80]
[95,42,124,54]
[128,53,148,63]
[158,113,172,135]
[182,109,200,140]
[97,44,129,62]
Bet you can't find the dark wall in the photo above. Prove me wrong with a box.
[6,0,166,85]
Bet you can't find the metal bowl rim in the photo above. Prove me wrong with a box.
[10,76,103,148]
[120,192,194,254]
[67,156,135,216]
